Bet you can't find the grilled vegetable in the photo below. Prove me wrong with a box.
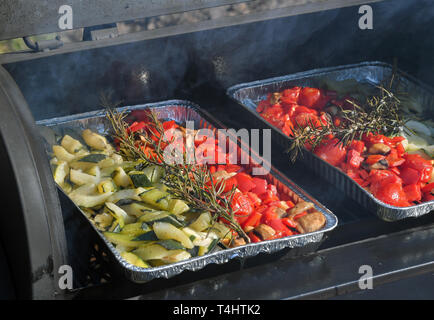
[82,129,110,150]
[53,161,69,185]
[120,251,150,268]
[153,222,194,249]
[61,135,84,154]
[113,167,133,188]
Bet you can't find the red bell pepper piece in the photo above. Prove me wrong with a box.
[403,184,422,202]
[242,211,262,230]
[400,167,422,185]
[347,149,364,169]
[256,100,269,113]
[293,211,308,220]
[251,178,268,195]
[365,154,386,165]
[235,172,256,193]
[374,182,410,207]
[314,138,347,166]
[281,87,301,105]
[248,232,261,243]
[261,206,279,224]
[349,140,365,154]
[298,87,321,109]
[281,217,297,229]
[268,219,292,237]
[231,192,254,217]
[128,121,146,133]
[422,182,434,194]
[246,192,262,207]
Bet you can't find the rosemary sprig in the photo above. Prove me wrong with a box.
[288,84,406,162]
[105,108,250,244]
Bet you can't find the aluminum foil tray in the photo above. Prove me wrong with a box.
[37,100,338,283]
[227,61,434,222]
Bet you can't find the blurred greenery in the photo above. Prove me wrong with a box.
[0,38,27,53]
[0,34,59,53]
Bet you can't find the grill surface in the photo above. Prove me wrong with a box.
[1,0,434,299]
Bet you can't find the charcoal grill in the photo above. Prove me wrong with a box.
[1,0,434,300]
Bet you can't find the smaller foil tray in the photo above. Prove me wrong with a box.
[227,61,434,221]
[37,100,338,283]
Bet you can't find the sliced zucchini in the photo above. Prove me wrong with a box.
[188,212,211,232]
[142,165,165,183]
[133,231,159,241]
[93,212,114,229]
[100,161,136,177]
[168,199,190,215]
[133,244,171,261]
[53,145,76,162]
[139,211,170,223]
[70,169,99,186]
[105,202,135,226]
[68,183,97,197]
[156,239,185,250]
[97,179,117,194]
[210,222,233,240]
[68,160,96,171]
[113,167,133,188]
[69,191,113,208]
[107,188,143,203]
[98,157,116,168]
[128,171,153,188]
[82,129,109,150]
[120,251,150,268]
[120,222,151,236]
[198,238,219,256]
[152,222,194,249]
[121,202,159,217]
[139,187,171,210]
[103,232,147,247]
[78,153,107,163]
[86,165,101,178]
[59,181,73,194]
[139,212,184,228]
[160,250,191,264]
[111,153,124,165]
[53,161,69,185]
[61,135,84,154]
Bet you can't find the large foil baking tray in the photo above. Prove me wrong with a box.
[37,100,338,283]
[227,61,434,221]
